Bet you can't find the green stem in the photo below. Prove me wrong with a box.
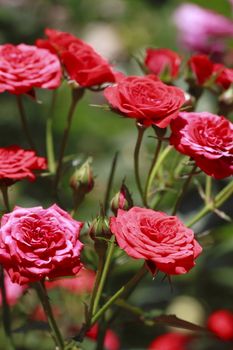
[0,185,11,212]
[146,145,172,207]
[54,88,84,191]
[205,176,212,204]
[0,267,15,350]
[143,139,162,207]
[34,280,64,350]
[16,95,36,150]
[92,236,115,315]
[103,152,119,214]
[91,263,147,326]
[46,90,57,174]
[172,165,197,215]
[134,123,146,203]
[186,179,233,227]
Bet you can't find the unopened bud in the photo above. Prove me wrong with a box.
[70,158,94,195]
[89,216,111,241]
[110,183,133,216]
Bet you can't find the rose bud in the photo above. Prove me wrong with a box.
[89,216,112,257]
[89,216,111,241]
[110,183,133,215]
[70,159,94,210]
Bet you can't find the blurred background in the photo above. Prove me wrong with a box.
[0,0,233,349]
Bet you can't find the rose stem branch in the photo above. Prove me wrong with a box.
[34,280,65,350]
[103,152,119,214]
[0,267,15,350]
[54,88,84,192]
[143,138,162,207]
[0,186,15,350]
[16,95,36,150]
[205,176,212,204]
[92,236,116,315]
[134,123,146,203]
[186,179,233,227]
[145,145,172,208]
[90,263,147,326]
[0,185,11,212]
[172,164,197,215]
[46,90,57,174]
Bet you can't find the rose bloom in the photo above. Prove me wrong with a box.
[0,44,61,94]
[207,310,233,341]
[0,146,47,186]
[36,28,116,87]
[148,333,192,350]
[145,48,181,80]
[110,207,202,275]
[46,267,95,294]
[0,272,27,306]
[170,112,233,179]
[188,54,233,89]
[86,324,120,350]
[104,75,185,128]
[0,204,83,285]
[173,3,233,56]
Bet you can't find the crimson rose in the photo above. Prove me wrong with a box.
[36,28,116,87]
[0,44,61,94]
[170,112,233,179]
[0,146,47,186]
[0,204,83,285]
[110,207,202,275]
[104,75,185,128]
[145,48,181,79]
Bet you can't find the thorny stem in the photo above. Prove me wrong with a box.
[134,123,146,203]
[46,90,57,174]
[16,95,36,150]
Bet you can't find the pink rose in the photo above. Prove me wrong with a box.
[46,268,95,294]
[86,324,120,350]
[173,3,233,56]
[110,207,202,275]
[0,44,61,94]
[0,204,83,285]
[0,272,26,306]
[170,112,233,179]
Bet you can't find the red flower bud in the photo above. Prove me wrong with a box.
[110,183,133,215]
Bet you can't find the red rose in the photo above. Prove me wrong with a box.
[0,204,83,285]
[170,112,233,179]
[86,324,120,350]
[207,310,233,341]
[0,146,47,186]
[104,76,185,128]
[188,54,214,85]
[214,63,233,89]
[36,28,82,55]
[148,333,192,350]
[110,207,202,275]
[36,28,116,87]
[145,48,181,79]
[0,44,61,94]
[148,333,191,350]
[188,54,233,90]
